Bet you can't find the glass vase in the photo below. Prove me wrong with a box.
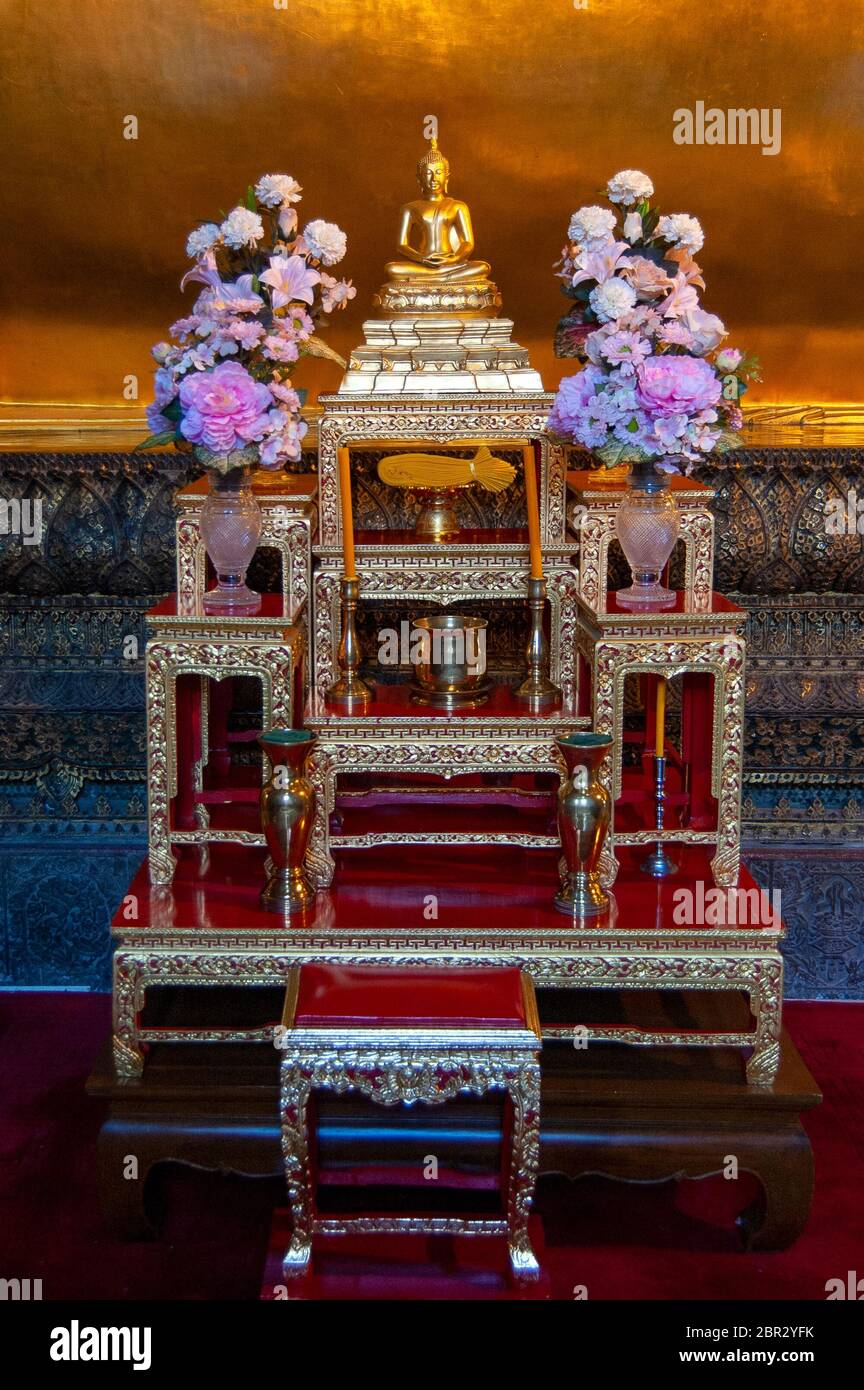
[200,464,262,614]
[615,460,680,608]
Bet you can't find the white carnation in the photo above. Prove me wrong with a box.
[657,213,704,253]
[589,277,637,323]
[607,169,654,206]
[220,206,265,250]
[185,223,221,258]
[567,205,617,251]
[303,218,347,266]
[255,174,303,208]
[623,211,643,243]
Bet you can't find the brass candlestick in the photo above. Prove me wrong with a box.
[641,754,678,877]
[326,576,373,709]
[515,576,562,708]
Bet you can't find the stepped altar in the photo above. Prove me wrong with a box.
[108,137,787,1105]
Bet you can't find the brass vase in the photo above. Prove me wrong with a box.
[554,732,614,917]
[259,729,316,913]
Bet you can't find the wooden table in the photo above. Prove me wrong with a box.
[87,998,820,1254]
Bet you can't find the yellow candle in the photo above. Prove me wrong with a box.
[337,446,357,580]
[655,675,666,757]
[521,443,544,580]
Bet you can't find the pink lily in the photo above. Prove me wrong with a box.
[260,254,320,309]
[658,272,700,320]
[570,241,630,288]
[205,274,264,315]
[179,250,219,293]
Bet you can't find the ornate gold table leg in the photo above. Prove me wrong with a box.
[746,961,784,1087]
[505,1064,542,1282]
[146,659,177,885]
[279,1065,315,1279]
[303,749,337,889]
[112,953,145,1079]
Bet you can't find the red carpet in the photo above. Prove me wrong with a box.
[1,994,861,1300]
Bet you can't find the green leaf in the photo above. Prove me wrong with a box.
[246,185,257,211]
[134,429,178,452]
[594,438,651,468]
[642,207,661,238]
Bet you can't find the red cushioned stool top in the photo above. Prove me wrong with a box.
[289,965,529,1029]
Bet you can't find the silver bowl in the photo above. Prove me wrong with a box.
[411,614,490,708]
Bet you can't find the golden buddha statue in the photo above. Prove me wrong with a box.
[385,137,491,283]
[375,136,500,316]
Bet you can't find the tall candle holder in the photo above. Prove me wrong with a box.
[515,443,562,709]
[642,674,677,876]
[515,576,562,708]
[325,577,373,709]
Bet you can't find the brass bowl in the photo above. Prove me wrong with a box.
[411,614,490,708]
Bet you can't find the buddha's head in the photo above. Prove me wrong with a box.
[417,137,449,196]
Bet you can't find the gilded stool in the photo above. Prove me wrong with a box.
[277,964,543,1282]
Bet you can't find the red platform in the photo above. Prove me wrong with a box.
[113,840,781,940]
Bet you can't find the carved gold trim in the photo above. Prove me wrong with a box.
[315,394,566,549]
[576,623,746,889]
[145,626,301,884]
[111,940,783,1089]
[301,728,576,888]
[312,557,580,703]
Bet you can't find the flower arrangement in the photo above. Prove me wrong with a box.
[550,170,760,470]
[140,174,356,472]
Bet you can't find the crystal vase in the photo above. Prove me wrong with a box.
[615,459,680,608]
[199,457,262,615]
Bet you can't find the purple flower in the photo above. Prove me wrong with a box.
[153,367,177,408]
[146,402,172,435]
[548,366,606,439]
[262,333,300,364]
[225,318,266,350]
[613,408,652,448]
[178,361,273,453]
[636,355,722,420]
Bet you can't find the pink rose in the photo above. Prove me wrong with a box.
[179,360,273,453]
[636,355,722,420]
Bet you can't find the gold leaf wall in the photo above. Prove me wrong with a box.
[2,0,863,412]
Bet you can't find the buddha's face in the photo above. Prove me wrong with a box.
[419,159,448,196]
